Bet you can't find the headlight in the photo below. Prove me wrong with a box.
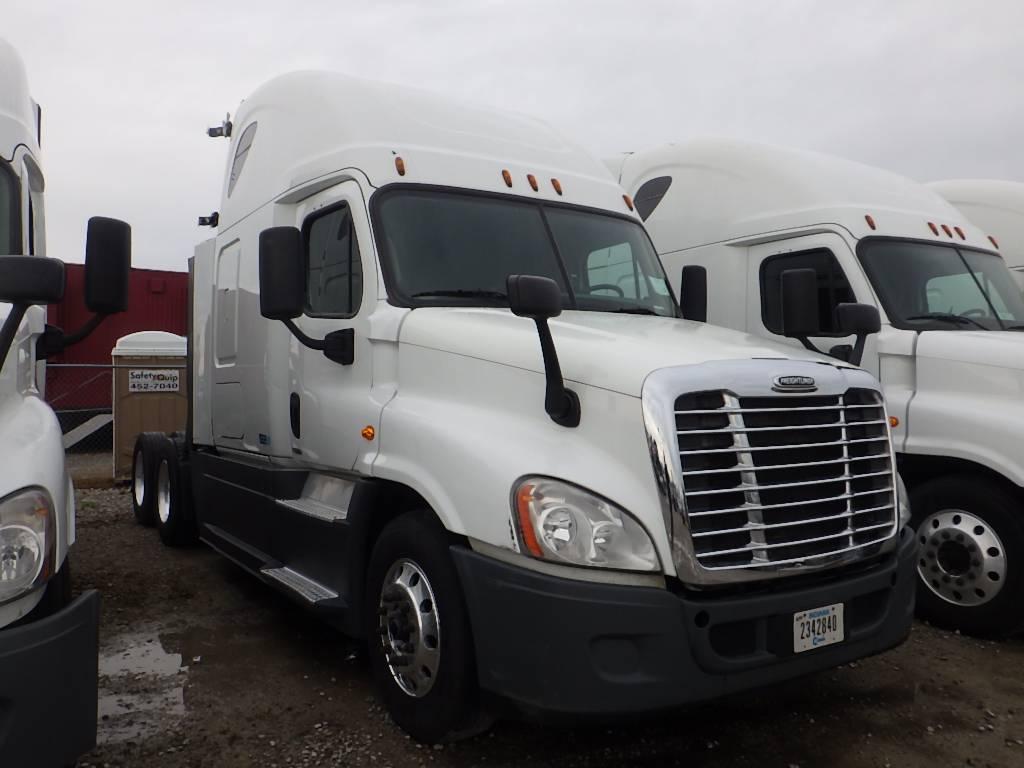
[897,473,911,528]
[512,477,660,572]
[0,488,55,604]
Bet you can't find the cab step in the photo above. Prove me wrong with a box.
[261,566,338,603]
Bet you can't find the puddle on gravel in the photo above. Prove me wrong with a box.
[97,630,187,745]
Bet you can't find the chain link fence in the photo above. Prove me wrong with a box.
[46,363,187,485]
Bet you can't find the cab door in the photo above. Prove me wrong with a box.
[288,180,379,472]
[746,233,880,379]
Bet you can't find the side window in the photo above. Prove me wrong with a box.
[0,161,20,253]
[760,249,856,335]
[305,204,363,317]
[633,176,672,221]
[227,122,257,197]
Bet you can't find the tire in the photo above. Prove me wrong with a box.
[153,436,197,547]
[364,511,484,743]
[131,433,163,526]
[911,475,1024,637]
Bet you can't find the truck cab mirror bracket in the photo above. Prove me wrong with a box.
[259,226,355,366]
[507,274,581,428]
[835,303,881,367]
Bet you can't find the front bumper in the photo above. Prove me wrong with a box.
[453,530,916,716]
[0,590,100,767]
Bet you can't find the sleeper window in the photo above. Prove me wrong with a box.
[306,204,363,317]
[227,122,257,197]
[760,249,856,335]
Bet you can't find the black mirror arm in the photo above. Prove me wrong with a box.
[36,313,108,360]
[280,319,354,366]
[849,334,868,367]
[534,318,581,428]
[794,335,823,355]
[0,305,28,368]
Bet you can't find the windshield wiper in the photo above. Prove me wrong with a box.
[905,313,989,330]
[412,289,508,301]
[611,307,659,315]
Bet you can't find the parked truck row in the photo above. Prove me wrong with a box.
[4,45,1018,759]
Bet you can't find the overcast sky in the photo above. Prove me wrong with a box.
[5,0,1022,270]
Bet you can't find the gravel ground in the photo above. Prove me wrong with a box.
[72,486,1024,768]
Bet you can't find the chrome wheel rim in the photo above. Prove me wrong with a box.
[916,509,1007,607]
[156,459,172,525]
[377,558,440,698]
[133,450,146,507]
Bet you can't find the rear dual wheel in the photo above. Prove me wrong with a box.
[131,433,165,526]
[131,432,196,546]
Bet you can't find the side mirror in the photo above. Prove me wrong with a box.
[506,274,580,428]
[836,302,880,367]
[680,265,707,323]
[257,226,354,365]
[507,274,562,320]
[780,268,820,342]
[0,256,65,365]
[258,226,305,320]
[0,255,65,305]
[84,217,131,314]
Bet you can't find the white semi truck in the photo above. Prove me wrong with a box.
[0,39,132,766]
[929,180,1024,289]
[132,72,915,742]
[611,138,1024,637]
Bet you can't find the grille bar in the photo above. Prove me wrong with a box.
[699,521,894,559]
[682,453,891,476]
[700,537,893,571]
[684,469,893,497]
[675,388,896,571]
[690,504,895,538]
[680,435,887,456]
[687,488,895,518]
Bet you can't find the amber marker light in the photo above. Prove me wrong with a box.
[394,156,406,176]
[989,235,1000,249]
[889,416,900,428]
[941,224,953,238]
[623,194,634,211]
[927,222,939,235]
[361,426,375,441]
[515,483,544,557]
[954,226,965,240]
[502,169,513,188]
[551,178,563,195]
[527,174,539,191]
[864,214,876,230]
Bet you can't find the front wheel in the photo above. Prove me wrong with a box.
[911,475,1024,637]
[364,511,484,743]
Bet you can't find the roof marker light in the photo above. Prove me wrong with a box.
[989,235,1000,249]
[928,222,939,236]
[551,178,563,196]
[864,214,876,230]
[941,224,953,238]
[623,194,634,211]
[953,225,965,240]
[394,156,406,176]
[527,174,539,192]
[502,169,513,188]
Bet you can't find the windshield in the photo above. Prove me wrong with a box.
[0,160,20,254]
[858,240,1024,331]
[373,188,677,316]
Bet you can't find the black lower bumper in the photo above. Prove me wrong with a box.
[453,530,916,716]
[0,590,100,767]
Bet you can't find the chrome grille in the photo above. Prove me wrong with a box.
[675,388,896,570]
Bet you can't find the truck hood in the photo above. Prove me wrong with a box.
[916,330,1024,372]
[398,308,839,397]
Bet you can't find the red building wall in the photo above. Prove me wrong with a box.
[46,265,188,410]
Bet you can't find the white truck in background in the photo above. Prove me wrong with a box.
[611,138,1024,637]
[0,38,131,767]
[131,72,915,743]
[929,180,1024,289]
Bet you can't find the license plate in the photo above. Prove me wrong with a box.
[793,603,844,653]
